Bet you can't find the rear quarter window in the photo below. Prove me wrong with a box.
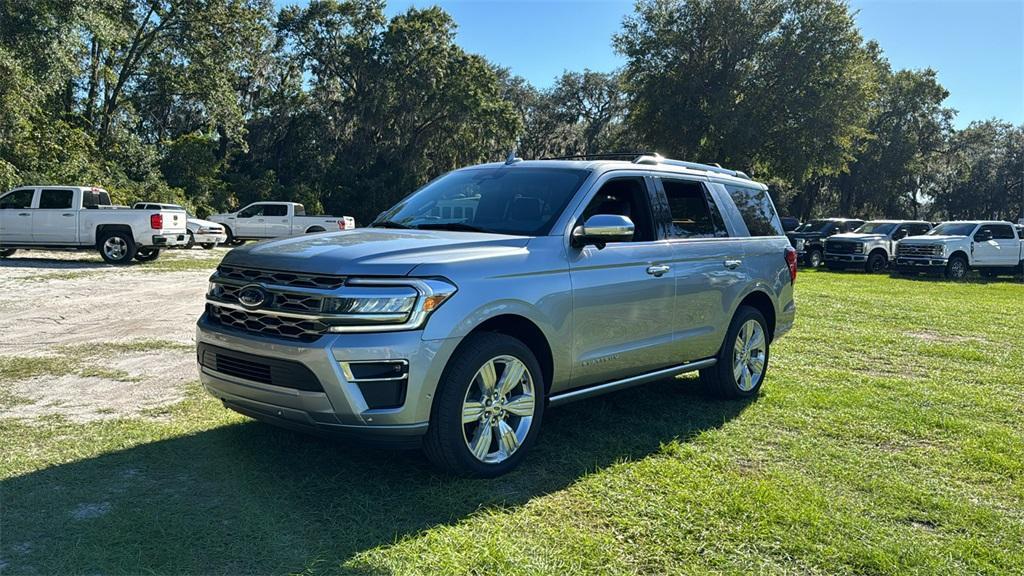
[723,184,783,237]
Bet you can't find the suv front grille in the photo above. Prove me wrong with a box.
[216,265,345,290]
[216,284,323,313]
[897,244,941,257]
[208,304,328,341]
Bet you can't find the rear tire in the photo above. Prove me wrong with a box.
[134,248,161,262]
[699,306,770,398]
[0,248,15,258]
[202,243,216,250]
[423,332,545,478]
[98,231,137,264]
[185,232,196,249]
[945,255,968,281]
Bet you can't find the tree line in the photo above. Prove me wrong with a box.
[1,0,1021,224]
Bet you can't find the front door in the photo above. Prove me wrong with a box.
[32,189,79,244]
[568,176,676,388]
[233,204,266,238]
[0,188,36,244]
[262,204,291,237]
[973,224,1019,266]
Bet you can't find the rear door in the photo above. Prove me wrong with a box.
[656,176,745,361]
[32,188,79,243]
[0,188,36,243]
[974,224,1019,266]
[263,203,291,237]
[568,174,677,387]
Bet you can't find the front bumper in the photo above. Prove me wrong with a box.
[196,313,460,445]
[824,252,867,264]
[894,256,948,273]
[192,232,227,245]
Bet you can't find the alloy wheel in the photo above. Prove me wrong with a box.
[103,236,128,260]
[733,319,766,392]
[461,355,536,464]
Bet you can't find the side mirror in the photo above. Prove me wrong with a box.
[572,214,635,249]
[974,230,993,242]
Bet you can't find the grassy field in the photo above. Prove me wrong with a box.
[2,269,1022,575]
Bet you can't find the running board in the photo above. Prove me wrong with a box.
[547,358,717,407]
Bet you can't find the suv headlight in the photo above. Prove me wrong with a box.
[322,278,457,331]
[794,238,805,250]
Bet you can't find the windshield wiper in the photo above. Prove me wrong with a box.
[415,222,489,233]
[370,220,412,229]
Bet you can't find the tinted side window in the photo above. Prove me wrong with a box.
[661,179,727,239]
[911,224,931,236]
[82,190,110,208]
[238,205,264,218]
[0,189,34,209]
[990,224,1015,239]
[579,177,655,242]
[263,204,288,217]
[723,184,782,236]
[38,189,74,209]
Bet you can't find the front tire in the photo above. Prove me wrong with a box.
[699,306,770,398]
[202,243,216,250]
[807,249,822,268]
[224,226,245,247]
[134,248,161,262]
[945,255,968,281]
[423,332,545,477]
[185,232,196,249]
[98,231,137,264]
[865,251,888,273]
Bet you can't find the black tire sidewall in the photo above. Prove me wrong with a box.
[945,256,968,280]
[424,332,545,477]
[867,252,887,273]
[185,232,195,249]
[707,306,770,398]
[202,243,216,250]
[134,248,160,262]
[98,231,136,264]
[808,250,822,268]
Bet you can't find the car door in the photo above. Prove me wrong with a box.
[233,204,266,238]
[0,188,37,244]
[262,203,291,237]
[974,224,1018,266]
[658,177,747,362]
[32,188,79,244]
[568,174,677,387]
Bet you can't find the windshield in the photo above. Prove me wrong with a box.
[926,223,977,236]
[794,220,831,233]
[854,222,898,235]
[373,167,591,236]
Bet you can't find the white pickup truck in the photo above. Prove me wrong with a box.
[0,185,187,264]
[208,201,355,245]
[894,220,1024,280]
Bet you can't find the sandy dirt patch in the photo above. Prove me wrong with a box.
[1,249,222,422]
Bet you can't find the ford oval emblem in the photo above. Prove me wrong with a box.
[237,285,267,309]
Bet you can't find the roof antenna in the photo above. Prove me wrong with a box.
[505,148,522,165]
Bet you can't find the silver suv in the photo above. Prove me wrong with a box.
[197,154,798,476]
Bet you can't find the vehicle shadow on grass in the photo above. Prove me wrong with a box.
[2,377,751,575]
[0,255,111,270]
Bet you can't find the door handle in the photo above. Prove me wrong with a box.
[18,212,30,216]
[62,213,74,217]
[646,264,671,277]
[724,259,742,269]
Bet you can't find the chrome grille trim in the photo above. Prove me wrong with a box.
[897,243,941,257]
[216,265,346,290]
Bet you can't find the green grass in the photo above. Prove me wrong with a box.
[2,270,1022,575]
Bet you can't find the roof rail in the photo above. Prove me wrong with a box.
[633,153,750,180]
[540,152,657,161]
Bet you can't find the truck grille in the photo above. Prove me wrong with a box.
[208,304,328,341]
[897,244,941,257]
[216,265,345,290]
[825,240,862,254]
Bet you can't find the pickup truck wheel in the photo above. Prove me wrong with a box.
[0,248,15,258]
[224,227,244,246]
[423,332,545,477]
[134,248,161,262]
[98,232,137,264]
[185,232,196,249]
[866,252,888,273]
[699,306,769,398]
[807,249,822,268]
[201,243,216,250]
[945,255,968,281]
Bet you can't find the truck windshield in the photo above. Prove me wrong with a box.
[854,222,897,235]
[373,167,591,236]
[926,223,977,236]
[795,220,830,233]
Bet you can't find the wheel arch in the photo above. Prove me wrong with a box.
[735,290,777,342]
[948,249,969,262]
[464,314,555,395]
[94,224,133,247]
[305,226,326,233]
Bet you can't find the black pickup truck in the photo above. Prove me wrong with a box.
[786,218,865,268]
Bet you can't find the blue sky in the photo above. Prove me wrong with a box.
[288,0,1024,128]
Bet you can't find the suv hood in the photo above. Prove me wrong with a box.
[829,233,884,241]
[188,217,222,229]
[900,235,965,243]
[219,228,531,276]
[787,231,822,240]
